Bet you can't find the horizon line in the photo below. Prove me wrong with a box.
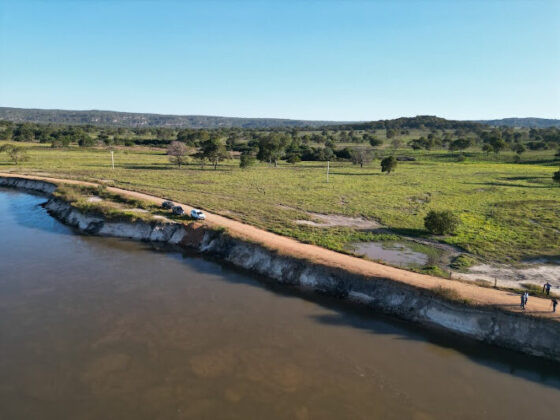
[1,105,559,123]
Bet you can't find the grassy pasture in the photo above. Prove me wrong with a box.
[1,142,559,264]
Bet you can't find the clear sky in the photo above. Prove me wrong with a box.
[0,0,559,121]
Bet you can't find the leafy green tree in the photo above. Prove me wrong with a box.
[256,134,289,167]
[198,138,228,169]
[486,137,507,155]
[239,152,256,169]
[386,128,396,139]
[513,143,526,155]
[12,124,34,142]
[424,210,460,235]
[368,137,383,148]
[286,152,301,164]
[0,127,12,140]
[553,169,560,185]
[380,156,397,174]
[449,138,471,153]
[319,146,335,162]
[78,136,96,147]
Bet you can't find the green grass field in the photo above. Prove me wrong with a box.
[1,142,559,265]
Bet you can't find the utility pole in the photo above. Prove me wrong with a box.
[111,151,114,170]
[326,160,330,183]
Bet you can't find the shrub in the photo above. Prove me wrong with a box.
[240,153,256,169]
[424,210,460,235]
[381,156,397,174]
[450,254,477,270]
[78,137,96,147]
[420,265,450,278]
[553,169,560,185]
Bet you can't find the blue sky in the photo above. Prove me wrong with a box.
[0,0,559,120]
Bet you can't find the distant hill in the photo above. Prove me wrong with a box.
[1,107,557,130]
[475,118,560,128]
[0,107,344,129]
[336,115,485,131]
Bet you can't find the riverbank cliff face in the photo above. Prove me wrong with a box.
[2,176,560,362]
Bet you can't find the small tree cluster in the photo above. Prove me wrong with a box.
[424,210,460,235]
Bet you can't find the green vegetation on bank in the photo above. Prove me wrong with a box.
[53,184,161,223]
[2,142,558,265]
[1,116,559,269]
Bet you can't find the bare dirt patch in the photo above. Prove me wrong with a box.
[295,212,381,229]
[455,263,560,290]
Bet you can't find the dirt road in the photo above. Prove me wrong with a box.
[2,172,558,320]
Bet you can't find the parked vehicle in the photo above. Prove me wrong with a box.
[172,205,185,216]
[162,200,174,209]
[190,209,206,220]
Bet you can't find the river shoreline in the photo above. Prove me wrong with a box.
[2,175,559,362]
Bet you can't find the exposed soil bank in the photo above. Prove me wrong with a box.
[457,263,560,290]
[2,176,560,362]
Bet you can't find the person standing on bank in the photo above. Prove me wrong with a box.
[551,298,558,313]
[543,282,552,296]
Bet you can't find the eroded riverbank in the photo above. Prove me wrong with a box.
[1,175,560,362]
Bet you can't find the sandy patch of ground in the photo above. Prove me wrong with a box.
[87,196,103,203]
[455,263,560,290]
[295,212,381,229]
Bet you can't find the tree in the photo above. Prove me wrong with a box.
[448,138,471,153]
[424,210,460,235]
[368,137,383,148]
[0,144,29,165]
[553,169,560,185]
[167,141,189,168]
[487,137,507,155]
[239,152,256,169]
[256,134,289,167]
[78,136,96,147]
[380,156,397,174]
[350,148,372,168]
[198,138,228,169]
[286,153,301,164]
[513,143,526,155]
[12,124,34,142]
[482,143,493,156]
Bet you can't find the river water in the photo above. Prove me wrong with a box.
[1,188,559,419]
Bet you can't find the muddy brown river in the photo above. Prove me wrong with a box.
[1,188,559,419]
